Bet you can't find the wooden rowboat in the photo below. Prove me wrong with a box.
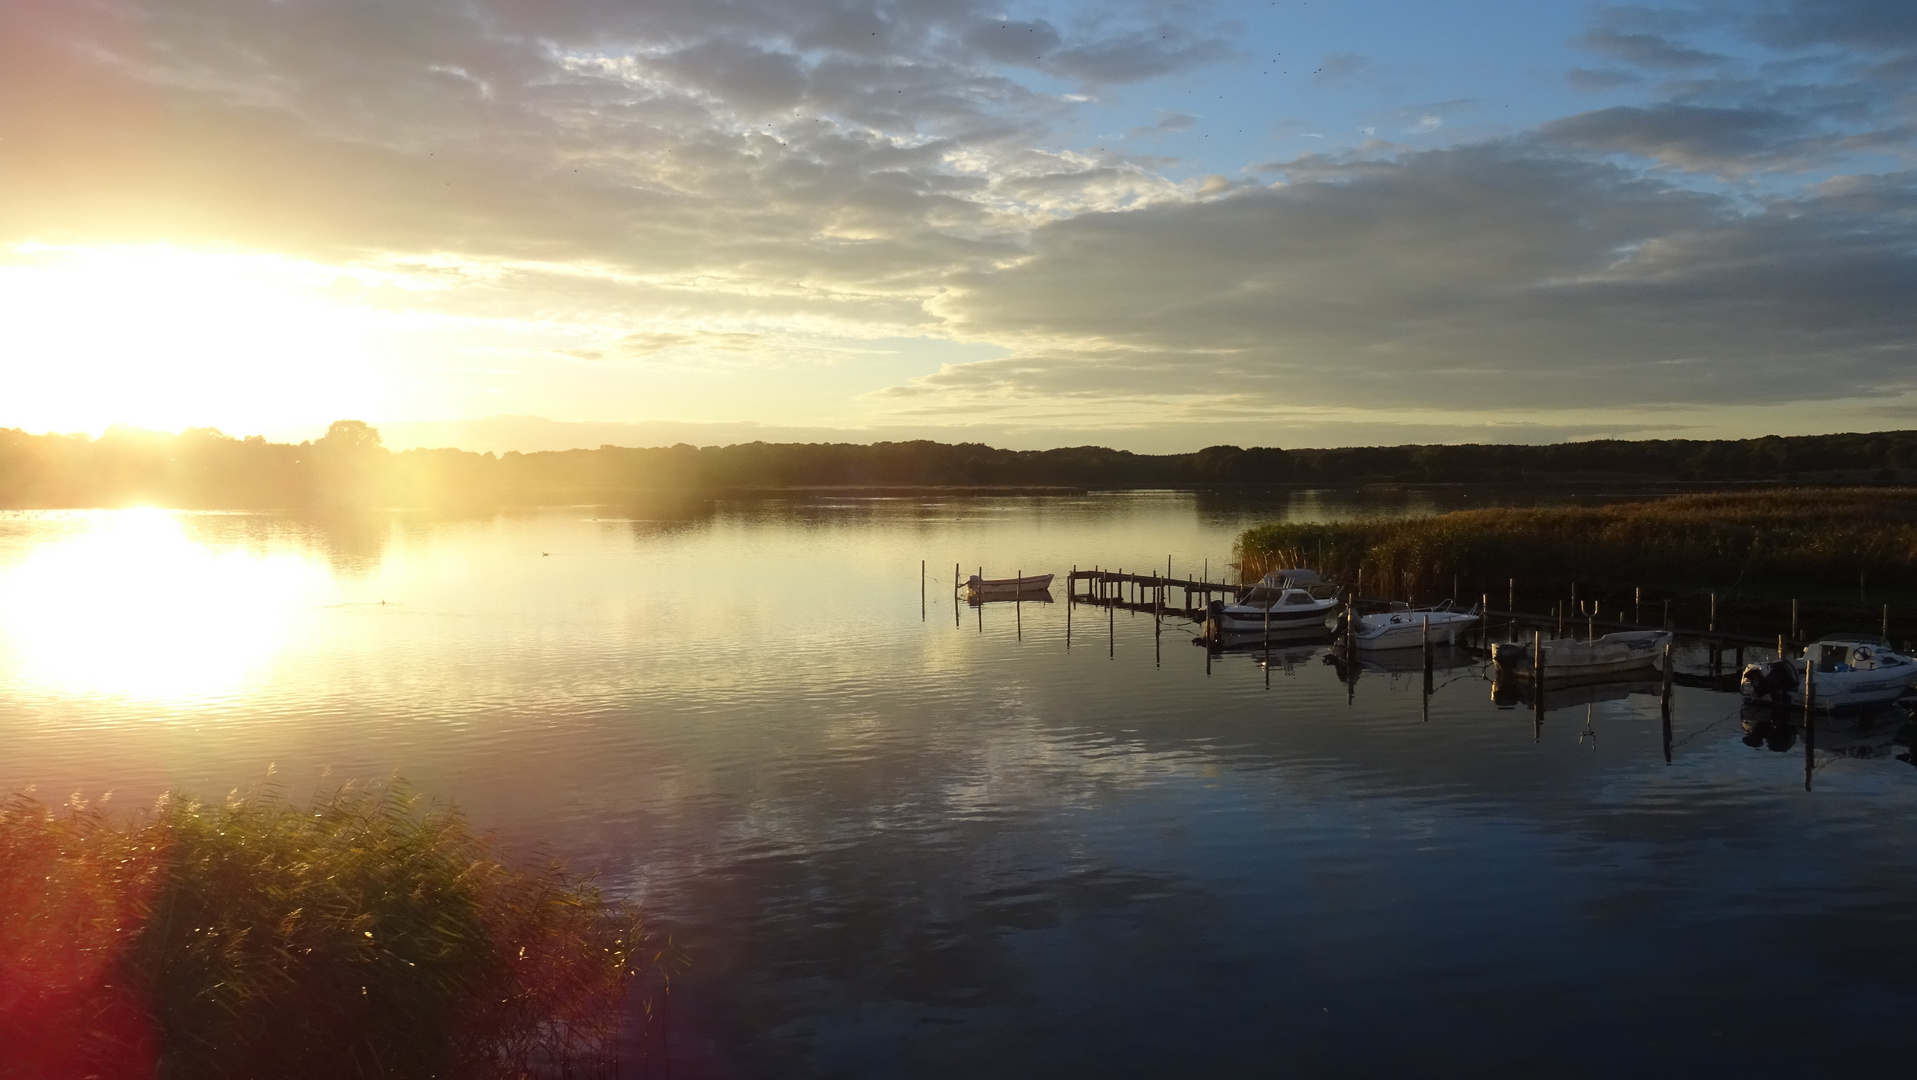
[965,573,1054,600]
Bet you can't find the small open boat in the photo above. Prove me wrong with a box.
[1490,630,1671,681]
[1740,635,1917,710]
[1348,601,1479,651]
[965,572,1054,600]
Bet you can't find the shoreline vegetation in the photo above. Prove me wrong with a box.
[6,421,1917,508]
[1236,489,1917,639]
[0,783,669,1079]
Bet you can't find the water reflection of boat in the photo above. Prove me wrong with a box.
[1212,625,1336,652]
[967,589,1054,606]
[1490,672,1660,710]
[1215,569,1342,632]
[1349,602,1479,650]
[965,573,1054,601]
[1738,635,1917,710]
[1490,631,1670,681]
[1326,644,1479,678]
[1741,706,1908,758]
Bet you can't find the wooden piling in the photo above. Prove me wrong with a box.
[1791,599,1800,641]
[1634,586,1641,625]
[1803,651,1816,792]
[1532,630,1545,732]
[1421,614,1432,696]
[1709,592,1716,633]
[921,560,926,621]
[1015,569,1022,641]
[1660,641,1674,765]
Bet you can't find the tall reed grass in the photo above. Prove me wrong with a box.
[0,784,672,1079]
[1236,489,1917,608]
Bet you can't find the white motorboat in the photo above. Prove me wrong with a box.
[1740,635,1917,710]
[1215,569,1343,632]
[1490,630,1671,681]
[1348,601,1480,651]
[965,572,1054,600]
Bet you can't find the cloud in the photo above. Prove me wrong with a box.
[1580,27,1726,69]
[1751,0,1917,50]
[909,147,1917,414]
[3,0,1916,441]
[1128,111,1199,137]
[1567,67,1644,90]
[1310,53,1371,85]
[1538,103,1812,171]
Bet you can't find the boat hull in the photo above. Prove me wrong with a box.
[1216,606,1337,632]
[1490,631,1670,682]
[1739,664,1917,710]
[1351,612,1478,651]
[966,573,1054,600]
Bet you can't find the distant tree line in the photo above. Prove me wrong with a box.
[4,421,1916,508]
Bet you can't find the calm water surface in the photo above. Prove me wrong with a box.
[3,491,1914,1078]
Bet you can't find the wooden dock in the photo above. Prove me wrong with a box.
[1066,568,1246,613]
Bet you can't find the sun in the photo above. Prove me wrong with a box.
[0,243,394,436]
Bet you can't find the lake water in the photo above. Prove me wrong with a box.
[3,492,1915,1078]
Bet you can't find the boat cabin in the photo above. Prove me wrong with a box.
[1243,569,1341,607]
[1807,635,1907,673]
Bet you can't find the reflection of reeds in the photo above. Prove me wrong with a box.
[1236,489,1917,605]
[0,784,672,1078]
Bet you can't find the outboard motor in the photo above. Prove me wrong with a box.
[1740,659,1796,704]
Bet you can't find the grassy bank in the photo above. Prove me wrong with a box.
[0,784,671,1079]
[1236,489,1917,636]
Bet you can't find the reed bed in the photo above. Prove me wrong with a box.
[0,784,672,1080]
[1236,489,1917,616]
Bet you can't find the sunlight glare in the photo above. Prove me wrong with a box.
[0,510,336,702]
[0,244,393,434]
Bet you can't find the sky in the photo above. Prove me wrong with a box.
[1,0,1913,453]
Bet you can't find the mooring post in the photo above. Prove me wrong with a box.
[1422,614,1433,696]
[1662,599,1670,631]
[1635,586,1641,626]
[1661,642,1674,765]
[1109,590,1115,658]
[1015,569,1022,641]
[1777,633,1785,660]
[1803,653,1816,792]
[1791,599,1800,641]
[922,560,926,621]
[1709,592,1716,633]
[1067,565,1074,648]
[1883,603,1890,641]
[1533,630,1545,734]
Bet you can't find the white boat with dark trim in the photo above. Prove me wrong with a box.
[1740,635,1917,710]
[1490,630,1671,680]
[965,572,1054,600]
[1215,569,1342,632]
[1349,601,1480,651]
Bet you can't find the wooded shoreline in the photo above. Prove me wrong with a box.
[6,422,1917,509]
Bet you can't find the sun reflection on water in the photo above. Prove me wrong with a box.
[0,509,335,702]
